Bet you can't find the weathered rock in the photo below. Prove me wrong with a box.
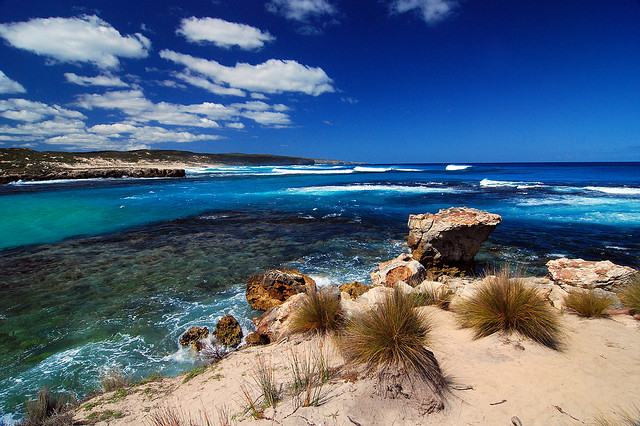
[246,268,317,311]
[179,326,209,351]
[406,207,502,276]
[370,254,427,287]
[340,286,394,318]
[547,258,638,291]
[394,281,414,295]
[339,281,372,299]
[213,314,243,348]
[254,293,308,342]
[245,331,270,346]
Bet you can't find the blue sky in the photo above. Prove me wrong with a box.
[0,0,638,163]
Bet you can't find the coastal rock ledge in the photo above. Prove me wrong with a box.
[547,258,638,291]
[406,207,502,276]
[246,268,317,311]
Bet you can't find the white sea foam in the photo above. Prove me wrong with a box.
[290,184,458,194]
[308,275,334,287]
[272,167,353,175]
[446,164,472,171]
[353,166,391,173]
[480,178,544,189]
[584,186,640,195]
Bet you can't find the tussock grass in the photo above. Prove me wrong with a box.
[412,286,454,309]
[564,289,614,318]
[620,275,640,315]
[595,404,640,426]
[99,367,130,392]
[288,290,343,335]
[145,406,213,426]
[251,356,280,408]
[339,288,448,404]
[455,267,562,349]
[288,344,335,408]
[22,388,76,426]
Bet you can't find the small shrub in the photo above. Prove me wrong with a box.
[564,289,614,318]
[620,275,640,315]
[288,290,343,335]
[412,286,454,309]
[339,288,448,402]
[99,367,130,392]
[251,356,280,408]
[22,388,76,426]
[455,267,561,349]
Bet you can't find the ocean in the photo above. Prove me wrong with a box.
[1,162,639,421]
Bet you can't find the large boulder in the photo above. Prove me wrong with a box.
[179,326,209,351]
[370,254,427,287]
[213,314,243,348]
[547,258,638,291]
[406,207,502,276]
[246,268,317,311]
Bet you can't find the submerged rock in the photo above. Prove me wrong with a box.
[213,314,243,348]
[179,326,209,351]
[370,254,426,287]
[339,281,372,299]
[406,207,502,276]
[246,268,317,311]
[547,258,638,291]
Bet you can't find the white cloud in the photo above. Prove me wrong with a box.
[0,71,26,94]
[0,98,86,122]
[175,72,245,97]
[0,15,151,69]
[0,117,87,137]
[177,17,274,50]
[64,73,129,87]
[160,50,334,96]
[250,93,268,100]
[226,122,245,129]
[389,0,458,25]
[266,0,337,22]
[241,110,291,126]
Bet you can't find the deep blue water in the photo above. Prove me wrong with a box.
[0,162,639,421]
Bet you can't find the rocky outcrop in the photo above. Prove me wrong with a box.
[0,168,186,184]
[252,293,309,343]
[246,269,317,311]
[339,281,372,299]
[179,326,210,351]
[406,207,502,276]
[213,315,243,348]
[547,258,638,291]
[370,254,427,287]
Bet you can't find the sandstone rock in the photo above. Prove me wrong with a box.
[370,254,427,287]
[246,268,317,311]
[395,281,414,295]
[179,326,209,351]
[245,331,270,346]
[213,314,243,348]
[339,281,372,299]
[254,293,308,342]
[406,207,502,276]
[414,280,445,294]
[341,286,394,318]
[547,258,638,291]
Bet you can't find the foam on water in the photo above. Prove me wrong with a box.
[353,166,392,172]
[446,164,472,171]
[272,167,353,175]
[584,186,640,195]
[289,183,459,194]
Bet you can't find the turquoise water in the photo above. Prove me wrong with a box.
[1,162,639,421]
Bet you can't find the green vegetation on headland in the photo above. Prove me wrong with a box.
[0,148,349,184]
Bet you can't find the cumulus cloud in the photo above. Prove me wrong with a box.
[177,17,274,50]
[241,110,291,126]
[389,0,458,25]
[175,72,245,97]
[160,50,334,96]
[0,71,26,94]
[226,122,245,129]
[64,73,129,87]
[0,15,151,69]
[266,0,337,22]
[0,98,86,122]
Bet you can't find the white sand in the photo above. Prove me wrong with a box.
[74,309,640,425]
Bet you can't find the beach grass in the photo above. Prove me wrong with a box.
[412,286,454,309]
[22,388,76,426]
[620,275,640,315]
[455,267,562,349]
[564,289,614,318]
[288,290,343,335]
[251,356,280,408]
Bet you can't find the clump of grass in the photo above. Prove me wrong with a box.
[251,356,280,408]
[288,290,343,335]
[412,286,455,309]
[620,275,640,315]
[595,404,640,425]
[564,289,614,318]
[145,406,213,426]
[455,267,561,349]
[288,344,334,408]
[183,364,208,383]
[22,388,76,426]
[339,288,448,406]
[99,367,130,392]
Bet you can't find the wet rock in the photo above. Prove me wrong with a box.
[339,281,372,299]
[213,314,243,348]
[179,326,209,351]
[547,258,638,291]
[406,207,502,276]
[370,254,427,287]
[246,268,317,311]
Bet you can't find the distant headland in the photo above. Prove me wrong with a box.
[0,148,352,184]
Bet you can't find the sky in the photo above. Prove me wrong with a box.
[0,0,638,163]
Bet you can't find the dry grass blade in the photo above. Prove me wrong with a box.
[455,267,561,349]
[339,288,448,403]
[288,290,343,335]
[564,289,614,318]
[252,356,280,408]
[412,286,455,309]
[620,275,640,315]
[594,404,640,426]
[22,388,76,426]
[145,406,214,426]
